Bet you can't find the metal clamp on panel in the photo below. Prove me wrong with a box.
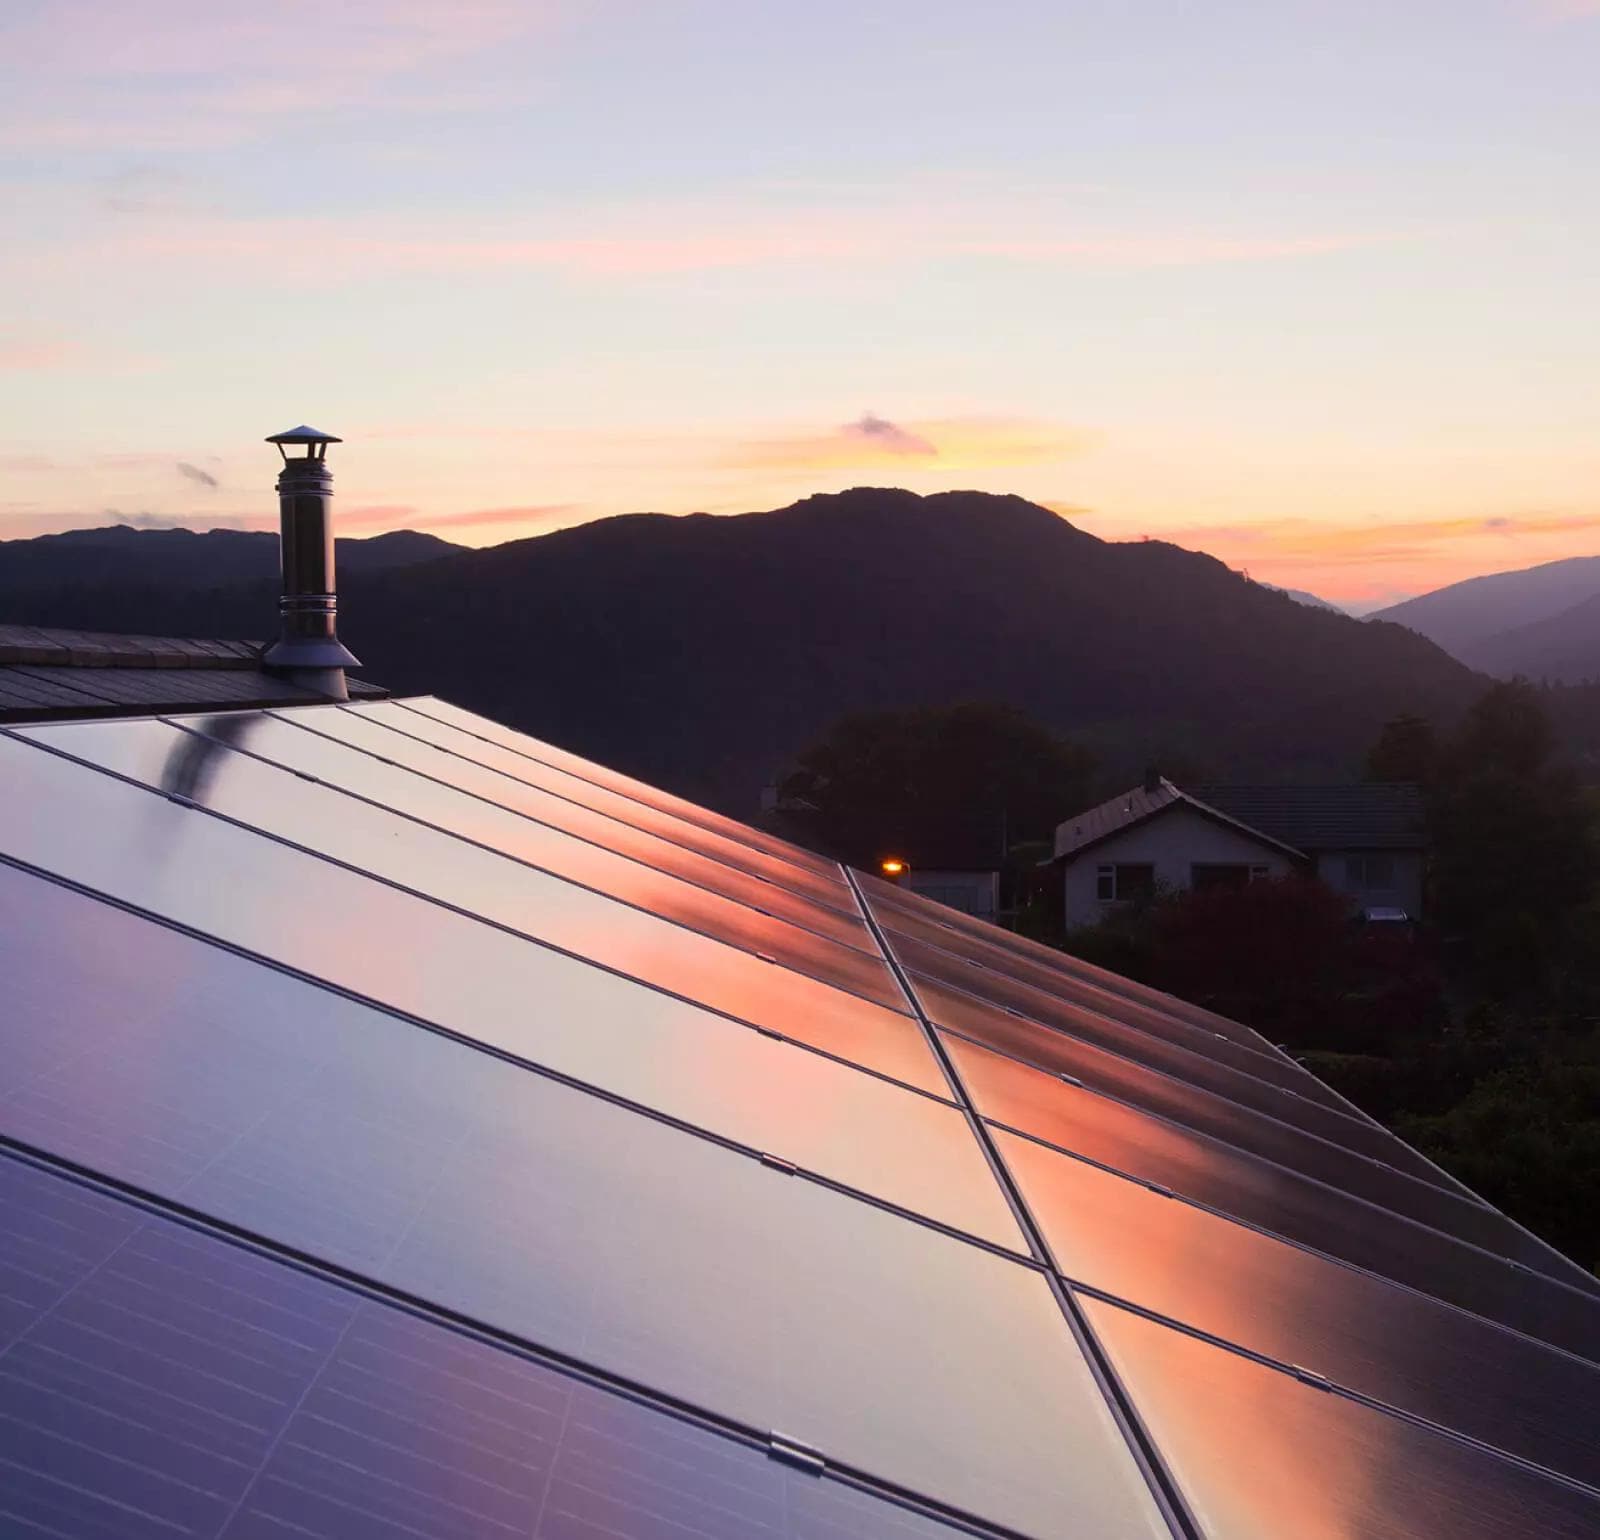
[767,1432,826,1475]
[1058,1071,1084,1088]
[1291,1365,1332,1390]
[164,792,196,808]
[759,1152,798,1175]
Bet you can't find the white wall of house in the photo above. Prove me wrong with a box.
[1313,850,1425,917]
[1062,806,1295,928]
[905,869,1000,920]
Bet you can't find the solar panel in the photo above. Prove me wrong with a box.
[0,1153,975,1540]
[999,1127,1600,1489]
[398,695,845,882]
[0,730,944,1094]
[944,1029,1600,1362]
[266,703,872,951]
[1083,1295,1600,1540]
[15,716,917,1067]
[896,936,1441,1179]
[3,696,1597,1540]
[0,849,1015,1255]
[174,708,901,1009]
[920,977,1569,1278]
[356,700,851,909]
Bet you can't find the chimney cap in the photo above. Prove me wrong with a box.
[266,425,342,446]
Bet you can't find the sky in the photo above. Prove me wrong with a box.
[1,0,1597,610]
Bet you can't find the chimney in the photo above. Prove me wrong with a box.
[261,425,359,700]
[1143,765,1163,794]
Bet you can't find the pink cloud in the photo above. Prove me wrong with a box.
[110,201,1390,283]
[419,504,577,530]
[0,335,82,370]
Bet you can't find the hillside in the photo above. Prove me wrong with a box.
[1372,554,1600,666]
[0,490,1485,811]
[1463,594,1600,683]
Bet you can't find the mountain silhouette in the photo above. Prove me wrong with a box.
[1372,554,1600,677]
[0,490,1483,811]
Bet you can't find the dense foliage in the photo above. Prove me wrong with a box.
[775,702,1094,868]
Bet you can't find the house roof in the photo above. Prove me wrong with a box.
[1053,778,1305,863]
[0,696,1595,1536]
[1190,782,1427,851]
[0,622,385,721]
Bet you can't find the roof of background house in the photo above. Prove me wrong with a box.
[0,623,385,722]
[1053,778,1305,862]
[1190,782,1426,852]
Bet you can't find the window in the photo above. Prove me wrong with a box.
[1097,864,1155,902]
[1346,854,1396,891]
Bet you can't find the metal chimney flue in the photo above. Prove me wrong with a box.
[261,425,359,700]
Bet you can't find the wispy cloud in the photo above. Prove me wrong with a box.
[0,1,552,149]
[175,461,219,489]
[1149,510,1600,564]
[107,200,1391,283]
[730,415,1098,475]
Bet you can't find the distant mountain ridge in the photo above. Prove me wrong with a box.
[1371,554,1600,680]
[1262,584,1345,614]
[0,490,1484,811]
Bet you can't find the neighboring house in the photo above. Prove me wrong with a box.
[1191,782,1427,919]
[1053,774,1426,927]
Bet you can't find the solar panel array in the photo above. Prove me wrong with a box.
[1,695,1597,1540]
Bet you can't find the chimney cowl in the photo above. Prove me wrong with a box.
[261,425,359,699]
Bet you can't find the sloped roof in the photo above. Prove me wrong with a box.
[0,622,384,720]
[1191,781,1427,851]
[0,696,1596,1538]
[1054,778,1304,862]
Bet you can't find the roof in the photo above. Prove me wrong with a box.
[1054,777,1305,862]
[0,623,385,721]
[1190,782,1427,851]
[1,696,1597,1537]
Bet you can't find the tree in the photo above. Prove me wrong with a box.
[776,702,1095,868]
[1429,680,1598,992]
[1365,713,1438,785]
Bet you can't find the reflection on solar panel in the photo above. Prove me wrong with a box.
[2,693,1598,1540]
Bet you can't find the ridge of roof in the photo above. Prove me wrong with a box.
[0,623,264,670]
[1053,778,1306,863]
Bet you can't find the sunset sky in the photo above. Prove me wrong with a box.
[2,0,1597,609]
